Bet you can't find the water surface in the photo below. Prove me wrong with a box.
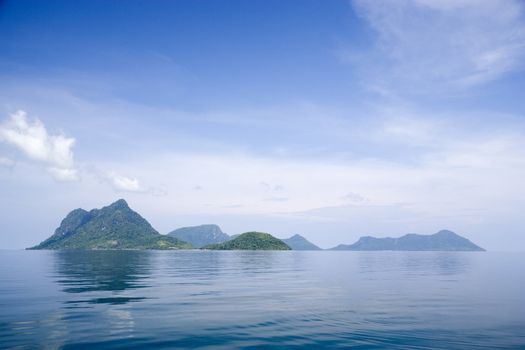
[1,250,524,349]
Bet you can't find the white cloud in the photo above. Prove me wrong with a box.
[108,173,144,192]
[0,110,78,181]
[350,0,525,93]
[85,165,166,195]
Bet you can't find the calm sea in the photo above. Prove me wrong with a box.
[0,250,524,349]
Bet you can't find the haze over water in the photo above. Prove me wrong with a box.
[1,250,524,349]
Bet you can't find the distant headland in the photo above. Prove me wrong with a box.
[28,199,485,251]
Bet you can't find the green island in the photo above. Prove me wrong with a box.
[28,199,190,250]
[202,232,291,250]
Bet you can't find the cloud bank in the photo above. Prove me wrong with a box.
[0,111,78,181]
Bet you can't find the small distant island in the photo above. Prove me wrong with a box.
[330,230,485,251]
[28,199,485,251]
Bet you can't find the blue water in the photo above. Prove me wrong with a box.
[0,250,524,349]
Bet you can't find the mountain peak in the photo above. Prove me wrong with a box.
[109,199,129,209]
[168,224,229,248]
[435,229,458,236]
[28,200,191,250]
[282,234,321,250]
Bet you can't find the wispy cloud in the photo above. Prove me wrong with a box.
[260,182,285,191]
[103,172,169,196]
[0,111,78,181]
[112,117,525,221]
[349,0,525,94]
[341,192,368,203]
[0,156,15,168]
[91,168,166,195]
[263,197,289,202]
[108,173,143,192]
[47,167,79,182]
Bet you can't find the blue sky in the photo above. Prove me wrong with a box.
[1,0,525,250]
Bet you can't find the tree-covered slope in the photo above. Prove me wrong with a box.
[168,224,230,248]
[28,199,191,250]
[203,232,290,250]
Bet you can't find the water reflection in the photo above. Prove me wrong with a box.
[357,251,471,276]
[235,251,284,275]
[52,250,153,304]
[1,250,524,349]
[402,252,470,276]
[160,250,224,281]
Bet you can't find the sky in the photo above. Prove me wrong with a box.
[1,0,525,250]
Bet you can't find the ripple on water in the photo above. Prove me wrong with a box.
[0,250,524,349]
